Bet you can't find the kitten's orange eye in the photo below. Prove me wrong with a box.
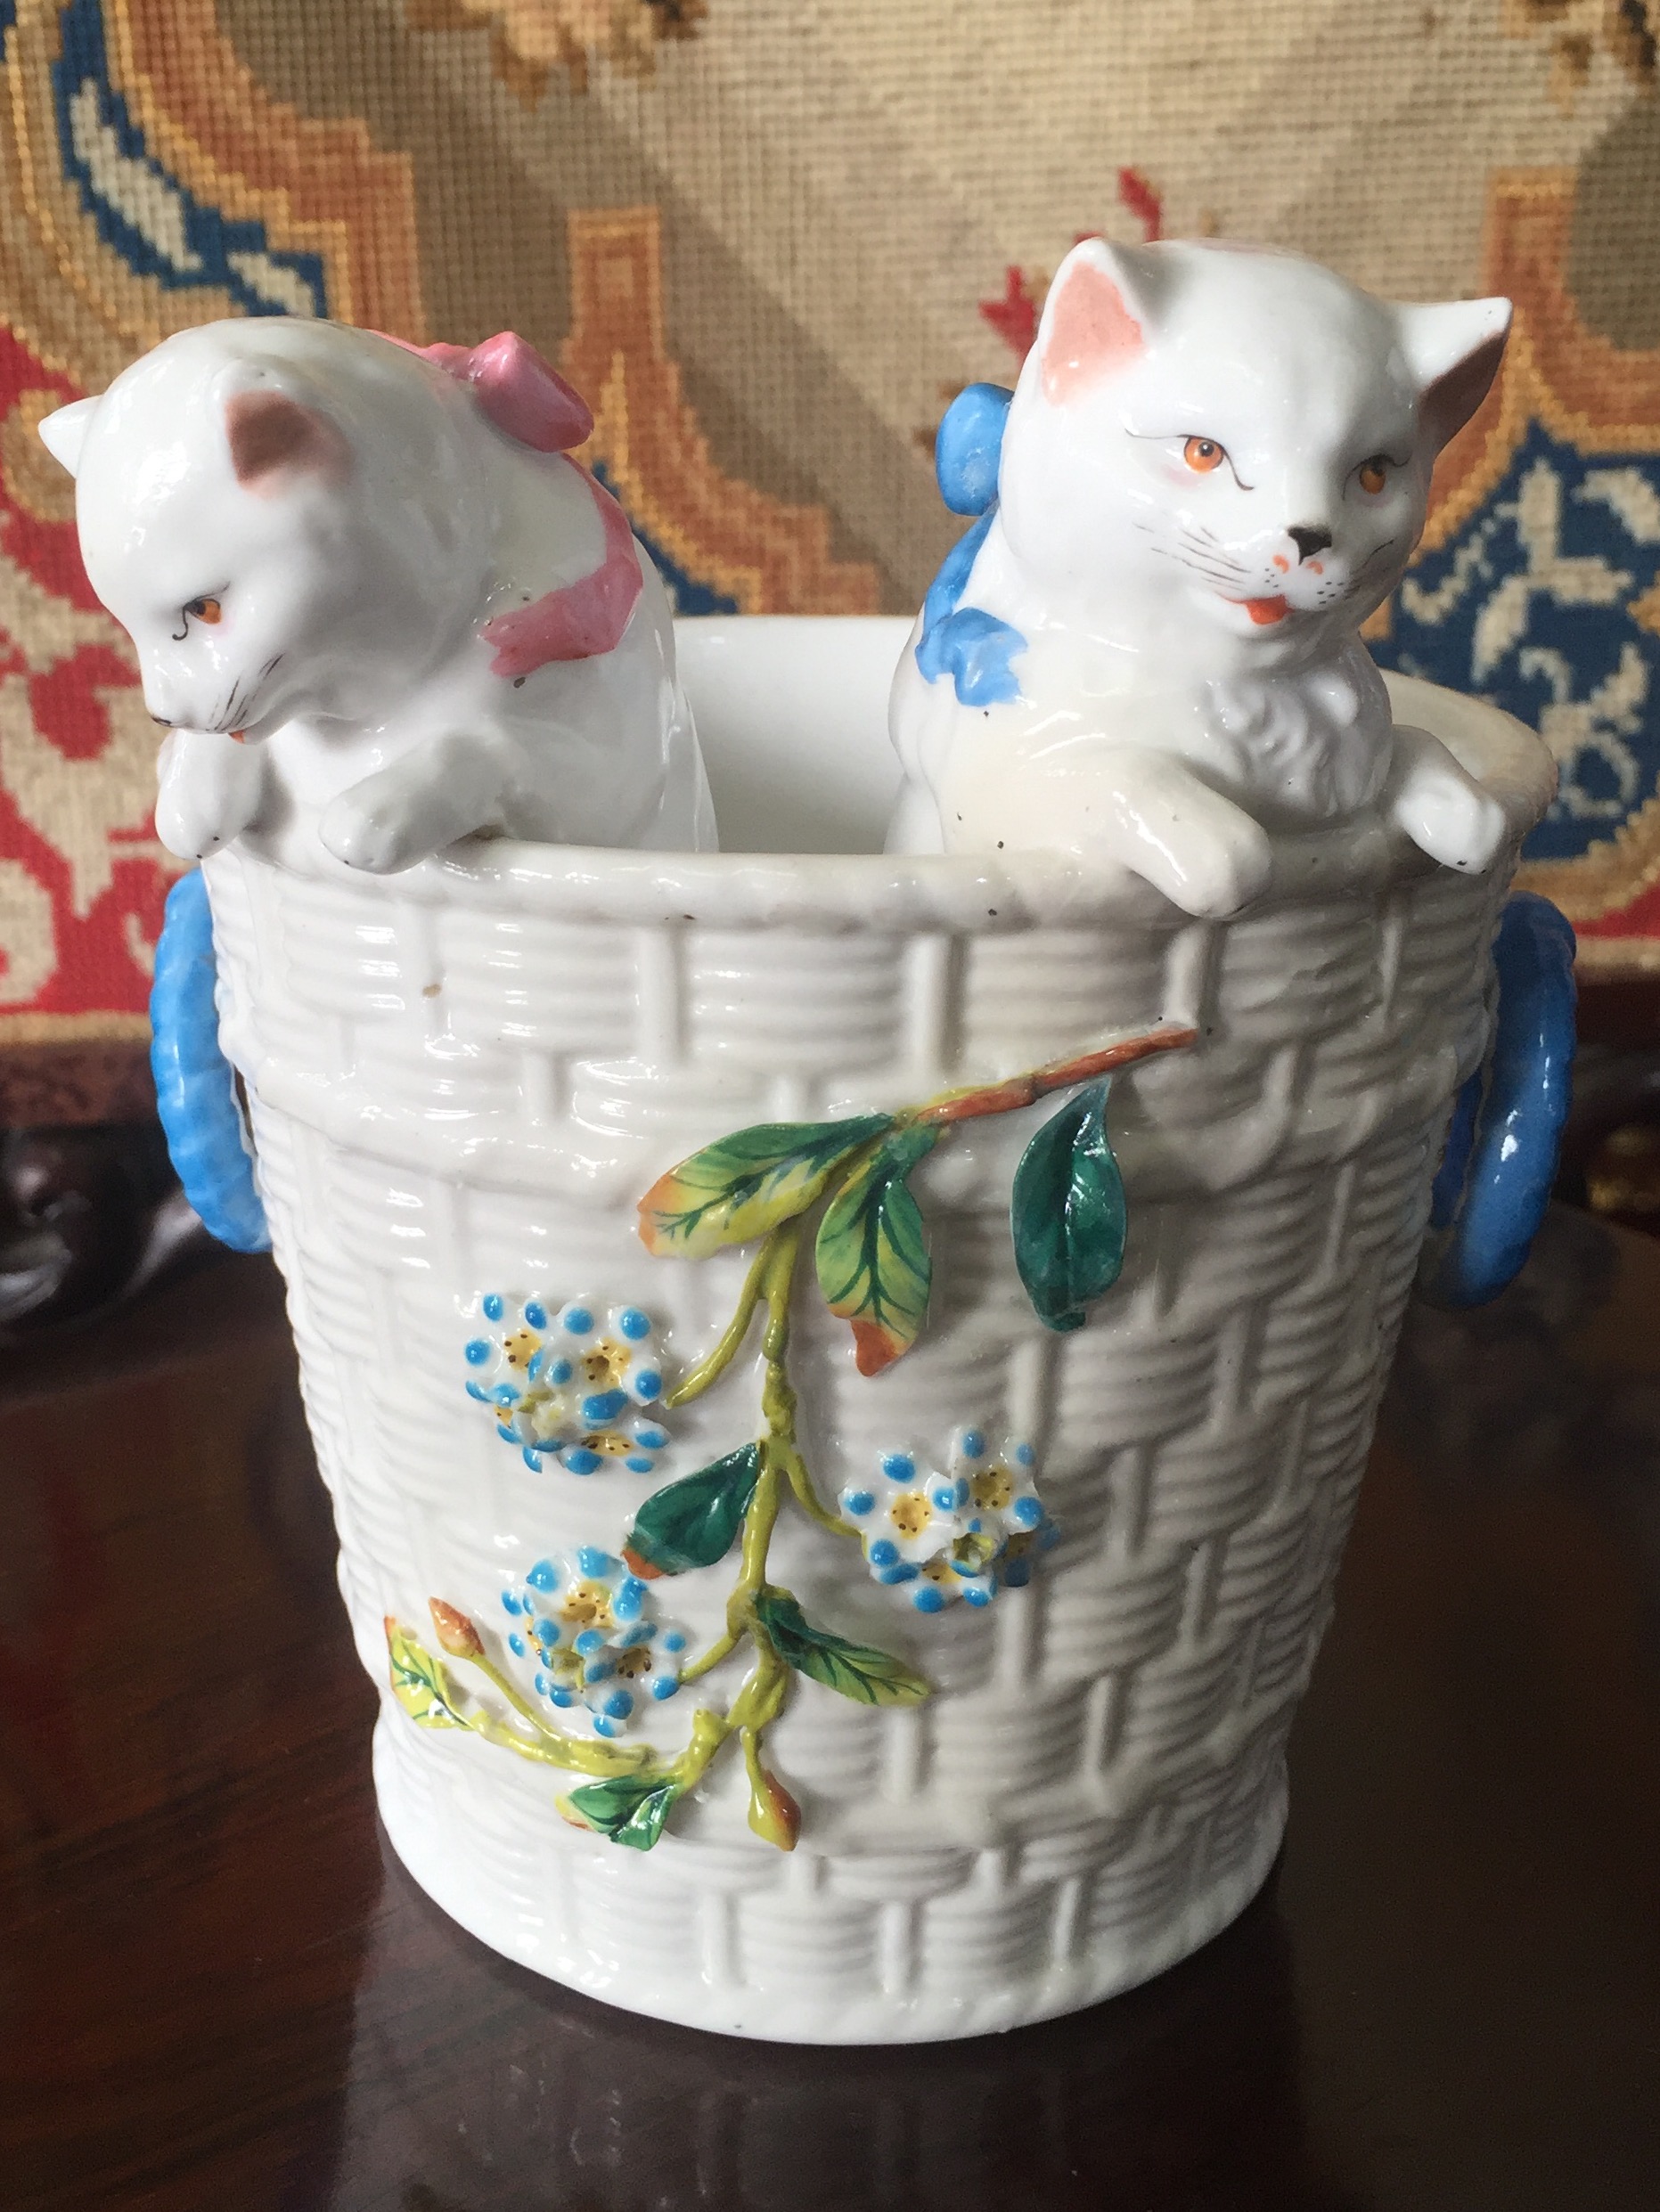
[184,596,222,624]
[1357,458,1389,495]
[1183,437,1225,474]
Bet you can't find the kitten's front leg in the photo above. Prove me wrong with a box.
[1098,751,1275,918]
[320,733,507,873]
[1387,724,1508,874]
[154,727,267,861]
[944,736,1272,918]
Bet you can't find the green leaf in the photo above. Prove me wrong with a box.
[1010,1078,1127,1333]
[638,1114,894,1257]
[386,1619,466,1729]
[814,1125,938,1375]
[753,1588,930,1707]
[560,1773,683,1851]
[624,1442,761,1577]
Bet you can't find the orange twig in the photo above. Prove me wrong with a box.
[909,1024,1197,1129]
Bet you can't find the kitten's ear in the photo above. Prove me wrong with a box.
[1397,297,1511,455]
[37,397,97,478]
[1036,239,1155,403]
[224,385,350,493]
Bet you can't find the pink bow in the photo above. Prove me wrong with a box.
[401,331,595,452]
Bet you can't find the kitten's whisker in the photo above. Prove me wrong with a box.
[1151,544,1237,585]
[226,657,285,736]
[1180,554,1249,585]
[1175,536,1251,585]
[1353,537,1398,578]
[1339,538,1400,600]
[1154,535,1240,575]
[1171,552,1254,588]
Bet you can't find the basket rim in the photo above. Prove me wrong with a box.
[220,661,1554,934]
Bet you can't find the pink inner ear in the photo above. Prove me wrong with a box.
[226,390,348,492]
[1042,258,1145,401]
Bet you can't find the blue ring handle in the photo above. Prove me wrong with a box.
[150,869,271,1254]
[1418,891,1576,1309]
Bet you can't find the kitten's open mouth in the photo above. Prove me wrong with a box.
[1227,594,1291,626]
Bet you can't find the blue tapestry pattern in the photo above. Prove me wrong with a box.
[50,0,329,317]
[1373,422,1660,863]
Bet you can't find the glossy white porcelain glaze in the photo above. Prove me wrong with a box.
[888,240,1513,918]
[39,321,714,874]
[199,615,1553,2043]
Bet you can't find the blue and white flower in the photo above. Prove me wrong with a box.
[908,1530,1002,1612]
[949,1425,1046,1543]
[839,1449,971,1578]
[463,1294,670,1476]
[500,1547,689,1738]
[840,1430,1054,1612]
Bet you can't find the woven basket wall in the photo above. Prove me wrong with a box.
[200,728,1523,2037]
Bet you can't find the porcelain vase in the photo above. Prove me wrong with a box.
[199,615,1554,2043]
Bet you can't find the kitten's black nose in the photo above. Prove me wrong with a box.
[1288,524,1333,562]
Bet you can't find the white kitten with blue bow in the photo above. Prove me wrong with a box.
[887,238,1512,916]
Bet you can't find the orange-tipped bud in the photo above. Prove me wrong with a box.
[748,1765,801,1852]
[620,1545,665,1580]
[428,1598,484,1659]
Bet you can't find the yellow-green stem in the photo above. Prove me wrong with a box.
[756,1226,852,1536]
[446,1658,649,1776]
[679,1412,788,1684]
[664,1703,733,1792]
[730,1637,790,1733]
[680,1225,836,1689]
[679,1624,741,1686]
[467,1649,567,1739]
[648,1640,790,1799]
[740,1723,768,1795]
[466,1704,649,1775]
[781,1439,855,1537]
[666,1234,775,1408]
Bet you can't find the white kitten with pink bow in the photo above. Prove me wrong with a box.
[39,321,715,873]
[887,238,1512,916]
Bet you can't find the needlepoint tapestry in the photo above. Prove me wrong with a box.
[4,0,1659,1110]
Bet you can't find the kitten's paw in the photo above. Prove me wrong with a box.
[154,731,263,860]
[1392,739,1507,874]
[1101,754,1274,918]
[155,793,233,862]
[320,795,427,874]
[1163,824,1273,918]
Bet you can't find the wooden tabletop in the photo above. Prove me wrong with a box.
[2,1205,1657,2211]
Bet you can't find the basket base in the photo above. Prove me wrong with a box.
[372,1716,1289,2045]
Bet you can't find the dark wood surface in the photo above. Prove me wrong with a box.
[0,1041,155,1127]
[1,1206,1657,2212]
[0,1126,215,1345]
